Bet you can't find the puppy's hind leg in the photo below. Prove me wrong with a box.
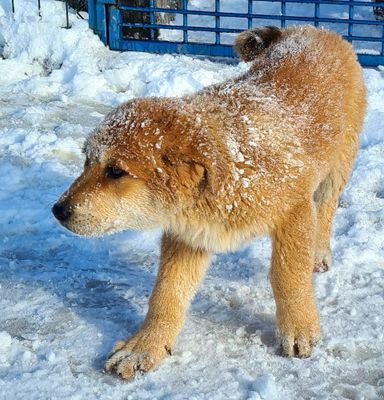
[105,233,209,379]
[313,172,338,273]
[313,159,355,272]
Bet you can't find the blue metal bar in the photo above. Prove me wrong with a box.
[314,1,319,28]
[281,1,286,28]
[117,6,384,26]
[121,23,241,32]
[95,0,108,42]
[97,0,115,5]
[344,35,384,43]
[348,3,354,39]
[120,25,384,43]
[64,0,70,29]
[109,5,120,49]
[120,16,384,28]
[149,0,155,41]
[88,0,96,31]
[182,0,188,43]
[119,1,384,10]
[260,0,384,4]
[108,37,384,65]
[120,22,384,43]
[358,54,384,65]
[247,0,252,29]
[382,21,384,56]
[115,38,236,57]
[215,0,220,45]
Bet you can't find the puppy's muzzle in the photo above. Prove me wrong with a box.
[52,201,71,223]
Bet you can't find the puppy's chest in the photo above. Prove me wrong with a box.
[179,221,266,253]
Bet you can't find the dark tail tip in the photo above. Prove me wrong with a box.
[233,26,282,62]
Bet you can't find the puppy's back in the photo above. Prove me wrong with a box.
[237,26,366,152]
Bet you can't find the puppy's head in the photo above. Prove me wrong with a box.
[52,99,217,237]
[52,159,160,236]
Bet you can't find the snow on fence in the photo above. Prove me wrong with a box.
[92,0,384,65]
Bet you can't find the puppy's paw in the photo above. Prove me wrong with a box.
[105,333,171,380]
[314,249,332,273]
[276,309,320,358]
[277,330,320,358]
[105,349,156,379]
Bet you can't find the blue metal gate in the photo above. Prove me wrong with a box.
[88,0,384,66]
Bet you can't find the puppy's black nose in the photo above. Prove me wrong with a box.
[52,202,71,222]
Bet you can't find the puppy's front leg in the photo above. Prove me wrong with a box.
[270,201,321,358]
[105,233,209,379]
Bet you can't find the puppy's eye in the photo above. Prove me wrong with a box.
[105,166,125,179]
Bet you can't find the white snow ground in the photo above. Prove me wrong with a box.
[0,1,384,399]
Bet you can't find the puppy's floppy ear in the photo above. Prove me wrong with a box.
[161,152,208,192]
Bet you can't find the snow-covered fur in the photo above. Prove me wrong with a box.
[54,26,366,379]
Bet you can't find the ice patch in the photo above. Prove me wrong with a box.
[0,331,12,364]
[250,375,279,400]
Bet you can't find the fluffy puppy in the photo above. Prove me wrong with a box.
[53,25,366,379]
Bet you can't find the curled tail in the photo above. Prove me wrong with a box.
[233,26,282,62]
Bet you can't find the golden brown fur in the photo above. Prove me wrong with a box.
[53,26,366,378]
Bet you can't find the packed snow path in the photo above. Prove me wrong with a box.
[0,1,384,399]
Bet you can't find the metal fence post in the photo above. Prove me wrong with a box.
[64,0,71,29]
